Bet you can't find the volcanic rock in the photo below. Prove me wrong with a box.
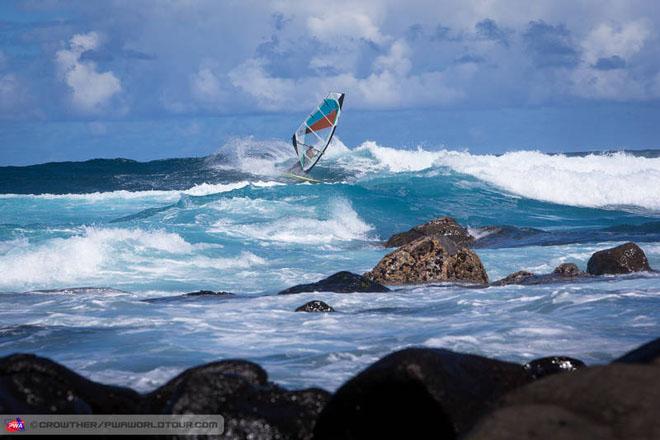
[295,300,335,312]
[313,347,530,439]
[613,337,660,366]
[0,353,142,414]
[586,242,651,275]
[492,270,535,286]
[553,263,584,277]
[366,236,488,285]
[523,356,586,380]
[466,363,660,440]
[385,216,474,248]
[145,359,330,439]
[278,271,389,295]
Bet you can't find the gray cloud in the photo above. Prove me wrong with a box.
[523,20,580,68]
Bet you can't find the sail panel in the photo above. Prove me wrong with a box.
[292,92,344,172]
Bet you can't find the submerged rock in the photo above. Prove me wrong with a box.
[385,216,475,248]
[366,236,488,285]
[145,359,330,439]
[586,242,651,275]
[553,263,584,277]
[278,271,389,295]
[295,300,335,312]
[524,356,586,380]
[492,270,535,286]
[185,290,235,297]
[313,347,530,439]
[0,353,142,414]
[466,363,660,440]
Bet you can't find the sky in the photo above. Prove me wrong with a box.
[1,0,660,165]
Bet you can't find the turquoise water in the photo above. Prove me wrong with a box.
[0,139,659,391]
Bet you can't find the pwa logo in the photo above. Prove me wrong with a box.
[5,417,25,432]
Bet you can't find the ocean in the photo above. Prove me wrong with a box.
[0,138,658,392]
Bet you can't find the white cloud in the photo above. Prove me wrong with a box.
[307,10,388,45]
[190,66,224,105]
[582,20,651,64]
[229,38,463,111]
[55,31,122,112]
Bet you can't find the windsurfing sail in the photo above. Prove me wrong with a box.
[291,92,344,173]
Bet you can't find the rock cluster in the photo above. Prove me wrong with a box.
[2,337,658,440]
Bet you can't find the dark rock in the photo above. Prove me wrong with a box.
[524,356,586,380]
[185,290,235,297]
[492,270,535,286]
[613,337,660,366]
[385,216,475,248]
[147,359,330,440]
[465,404,616,440]
[313,347,530,439]
[366,236,488,285]
[295,300,335,312]
[553,263,584,277]
[587,242,651,275]
[278,271,389,295]
[467,363,660,440]
[0,353,142,414]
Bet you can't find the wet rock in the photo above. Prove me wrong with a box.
[295,300,335,312]
[366,236,488,285]
[0,353,142,414]
[278,271,389,295]
[492,270,535,286]
[146,359,330,440]
[467,363,660,440]
[385,216,474,248]
[524,356,586,380]
[313,347,530,439]
[587,242,651,275]
[553,263,584,277]
[613,337,660,366]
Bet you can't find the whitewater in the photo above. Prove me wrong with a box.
[0,139,659,391]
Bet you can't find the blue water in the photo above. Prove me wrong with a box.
[0,139,659,391]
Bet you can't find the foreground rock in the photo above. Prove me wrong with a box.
[523,356,586,380]
[466,363,660,440]
[278,271,389,295]
[313,348,530,439]
[0,353,142,414]
[587,242,651,275]
[145,360,329,439]
[295,300,335,312]
[385,216,475,248]
[366,236,488,285]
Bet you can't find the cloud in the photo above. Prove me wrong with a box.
[55,31,122,112]
[592,55,626,70]
[581,21,650,65]
[523,20,580,68]
[190,65,224,106]
[475,19,511,46]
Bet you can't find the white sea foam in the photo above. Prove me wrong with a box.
[210,197,375,244]
[342,143,660,210]
[0,227,264,289]
[0,180,281,201]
